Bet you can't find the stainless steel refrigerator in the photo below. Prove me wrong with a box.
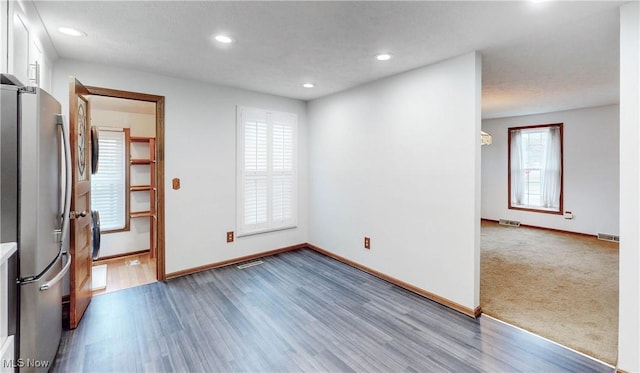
[1,76,72,372]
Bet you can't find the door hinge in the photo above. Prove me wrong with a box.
[69,210,87,220]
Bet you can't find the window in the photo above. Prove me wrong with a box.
[91,130,127,231]
[237,106,297,236]
[508,123,563,214]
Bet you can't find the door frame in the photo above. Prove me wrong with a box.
[84,85,166,281]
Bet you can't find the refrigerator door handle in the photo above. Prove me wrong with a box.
[57,114,72,246]
[40,252,71,291]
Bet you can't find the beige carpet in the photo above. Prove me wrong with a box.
[481,220,619,364]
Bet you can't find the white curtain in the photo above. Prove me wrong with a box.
[541,126,562,209]
[510,129,525,205]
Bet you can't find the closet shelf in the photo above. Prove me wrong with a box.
[130,185,153,191]
[130,159,155,165]
[129,136,157,259]
[131,211,153,218]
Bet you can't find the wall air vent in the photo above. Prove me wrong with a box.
[498,219,521,227]
[597,233,620,243]
[237,260,264,269]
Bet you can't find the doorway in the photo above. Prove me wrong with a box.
[84,86,166,294]
[478,107,620,365]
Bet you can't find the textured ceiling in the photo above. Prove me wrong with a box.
[32,1,622,118]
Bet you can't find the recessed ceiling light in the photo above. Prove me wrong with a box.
[58,27,87,37]
[376,53,392,61]
[303,83,315,88]
[215,35,233,44]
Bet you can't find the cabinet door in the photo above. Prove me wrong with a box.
[9,11,29,85]
[2,1,43,87]
[28,39,42,86]
[1,0,8,74]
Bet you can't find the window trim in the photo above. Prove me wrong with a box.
[92,128,131,234]
[236,106,298,237]
[507,123,564,215]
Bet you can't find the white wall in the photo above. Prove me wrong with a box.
[91,109,156,137]
[52,59,309,274]
[482,105,620,236]
[618,2,640,372]
[307,52,481,311]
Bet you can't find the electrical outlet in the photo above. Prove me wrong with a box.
[227,231,234,243]
[364,237,370,249]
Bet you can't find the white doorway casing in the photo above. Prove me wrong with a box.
[618,2,640,372]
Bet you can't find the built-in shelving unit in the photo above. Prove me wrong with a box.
[129,137,157,258]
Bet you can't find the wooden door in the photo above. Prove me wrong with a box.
[68,78,93,329]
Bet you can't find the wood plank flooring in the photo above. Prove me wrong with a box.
[92,253,157,295]
[52,249,613,372]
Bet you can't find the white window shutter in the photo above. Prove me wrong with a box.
[272,175,294,223]
[237,107,297,235]
[91,130,126,230]
[244,119,268,173]
[244,176,268,225]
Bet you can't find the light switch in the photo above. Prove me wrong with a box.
[172,178,180,190]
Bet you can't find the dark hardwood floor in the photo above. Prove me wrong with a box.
[52,249,613,372]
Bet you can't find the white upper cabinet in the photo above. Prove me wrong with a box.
[1,0,8,75]
[1,0,53,90]
[11,11,30,85]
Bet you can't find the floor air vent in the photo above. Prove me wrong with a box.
[499,219,521,227]
[237,260,264,269]
[597,233,620,243]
